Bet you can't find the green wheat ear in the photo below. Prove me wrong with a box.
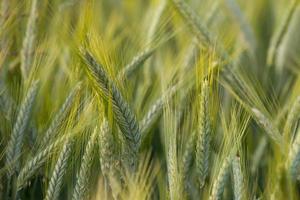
[44,139,73,200]
[210,155,232,200]
[81,49,140,171]
[195,80,210,188]
[72,127,98,200]
[20,0,38,79]
[6,80,39,174]
[17,135,68,190]
[288,129,300,180]
[232,155,245,200]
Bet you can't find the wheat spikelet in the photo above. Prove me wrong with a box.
[44,139,73,200]
[17,136,67,190]
[232,156,245,200]
[82,50,140,170]
[72,127,98,200]
[210,156,232,200]
[195,80,210,188]
[40,83,81,147]
[6,80,39,173]
[20,0,38,79]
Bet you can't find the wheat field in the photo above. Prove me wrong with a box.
[0,0,300,199]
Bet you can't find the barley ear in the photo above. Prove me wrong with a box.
[288,129,300,180]
[72,127,98,200]
[17,136,67,190]
[232,155,245,200]
[210,156,232,200]
[44,139,73,200]
[195,80,210,188]
[283,96,300,142]
[82,50,140,171]
[20,0,38,79]
[6,80,39,174]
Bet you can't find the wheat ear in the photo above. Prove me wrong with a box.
[17,135,67,190]
[117,48,154,80]
[288,128,300,180]
[232,155,245,200]
[6,80,39,173]
[283,96,300,142]
[44,139,73,200]
[210,156,232,200]
[20,0,38,79]
[82,50,140,170]
[72,127,98,200]
[196,80,210,188]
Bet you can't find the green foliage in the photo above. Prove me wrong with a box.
[1,0,300,200]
